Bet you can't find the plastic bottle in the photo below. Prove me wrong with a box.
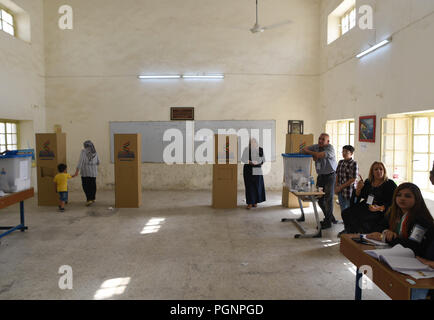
[309,176,315,192]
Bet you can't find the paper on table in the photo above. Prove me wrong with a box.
[362,234,389,246]
[382,255,431,271]
[400,270,434,280]
[365,244,434,276]
[365,244,416,260]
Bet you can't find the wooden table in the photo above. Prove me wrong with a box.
[0,188,34,239]
[340,234,434,300]
[281,191,325,238]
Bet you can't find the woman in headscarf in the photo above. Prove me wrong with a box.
[74,140,100,206]
[241,138,266,209]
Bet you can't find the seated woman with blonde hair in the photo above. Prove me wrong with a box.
[340,161,397,235]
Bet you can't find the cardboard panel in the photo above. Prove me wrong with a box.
[35,133,66,206]
[212,164,237,209]
[216,166,235,180]
[285,134,314,153]
[214,134,238,164]
[212,134,238,209]
[114,134,142,208]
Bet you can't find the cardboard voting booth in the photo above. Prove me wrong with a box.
[114,134,142,208]
[212,134,238,209]
[282,134,313,208]
[36,133,66,206]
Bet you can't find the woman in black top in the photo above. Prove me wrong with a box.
[367,182,434,257]
[242,138,266,209]
[368,183,434,300]
[341,161,397,234]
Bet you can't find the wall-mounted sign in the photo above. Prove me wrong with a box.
[171,107,194,120]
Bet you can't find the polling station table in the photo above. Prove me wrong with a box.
[0,188,34,239]
[281,191,325,238]
[340,233,434,300]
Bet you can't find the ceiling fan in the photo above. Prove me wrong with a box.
[250,0,292,34]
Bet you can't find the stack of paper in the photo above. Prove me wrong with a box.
[365,244,434,279]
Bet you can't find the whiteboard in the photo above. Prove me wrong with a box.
[110,120,276,163]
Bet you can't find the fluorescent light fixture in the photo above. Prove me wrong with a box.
[182,74,225,79]
[138,75,181,79]
[356,38,391,58]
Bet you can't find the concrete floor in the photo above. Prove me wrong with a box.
[0,190,390,300]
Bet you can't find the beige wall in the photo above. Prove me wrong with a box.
[43,0,321,191]
[0,0,46,188]
[319,0,434,177]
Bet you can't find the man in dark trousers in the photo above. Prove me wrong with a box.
[303,133,338,229]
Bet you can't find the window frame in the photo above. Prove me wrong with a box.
[0,6,16,37]
[326,119,355,161]
[0,119,20,152]
[340,6,356,36]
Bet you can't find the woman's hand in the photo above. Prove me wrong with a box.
[335,185,341,194]
[366,232,382,241]
[355,175,364,195]
[368,205,385,212]
[416,256,434,269]
[384,230,398,242]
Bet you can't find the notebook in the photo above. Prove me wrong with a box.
[365,244,434,278]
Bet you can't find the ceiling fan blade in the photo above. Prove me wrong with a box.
[262,20,293,31]
[250,23,265,33]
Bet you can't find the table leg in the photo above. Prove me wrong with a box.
[292,196,322,238]
[355,268,362,300]
[296,197,305,222]
[20,201,25,232]
[310,197,322,238]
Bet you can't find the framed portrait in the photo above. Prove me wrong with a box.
[359,115,376,143]
[288,120,304,134]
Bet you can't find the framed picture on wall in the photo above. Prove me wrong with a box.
[359,115,376,143]
[288,120,304,134]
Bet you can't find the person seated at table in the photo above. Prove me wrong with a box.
[368,183,434,300]
[340,161,397,235]
[366,183,434,257]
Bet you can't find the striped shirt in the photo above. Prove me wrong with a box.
[77,149,100,178]
[336,158,358,199]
